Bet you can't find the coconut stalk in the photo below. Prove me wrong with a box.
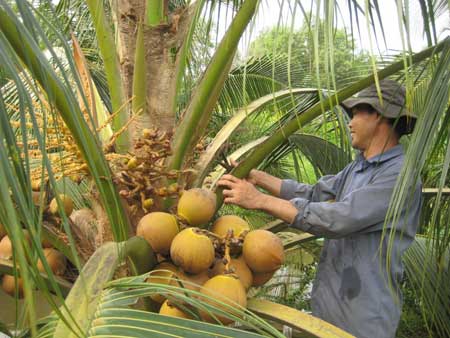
[0,7,132,243]
[0,258,72,296]
[171,0,206,114]
[167,0,259,173]
[191,88,320,187]
[85,0,129,152]
[132,22,147,117]
[215,38,449,207]
[147,0,167,26]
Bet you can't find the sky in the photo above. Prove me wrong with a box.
[217,0,449,58]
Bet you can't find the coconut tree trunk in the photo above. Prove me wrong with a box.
[115,0,193,138]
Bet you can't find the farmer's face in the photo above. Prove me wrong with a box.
[348,106,380,151]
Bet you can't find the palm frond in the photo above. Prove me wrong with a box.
[403,236,450,337]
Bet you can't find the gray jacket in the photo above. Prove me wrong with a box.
[281,145,422,338]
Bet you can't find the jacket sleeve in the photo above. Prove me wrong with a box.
[288,171,421,238]
[280,168,346,202]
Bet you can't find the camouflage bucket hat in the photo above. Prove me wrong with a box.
[341,79,417,135]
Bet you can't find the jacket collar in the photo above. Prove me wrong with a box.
[355,145,403,171]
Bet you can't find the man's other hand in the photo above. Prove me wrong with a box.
[217,174,263,210]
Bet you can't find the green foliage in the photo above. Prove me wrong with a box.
[253,264,316,312]
[248,20,370,88]
[396,276,430,338]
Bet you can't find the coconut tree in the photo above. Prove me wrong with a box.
[0,0,449,337]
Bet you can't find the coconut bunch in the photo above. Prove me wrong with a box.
[136,187,285,323]
[0,225,67,298]
[0,183,77,298]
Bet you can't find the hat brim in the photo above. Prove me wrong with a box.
[341,97,417,136]
[341,97,416,119]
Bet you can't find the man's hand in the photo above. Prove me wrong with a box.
[230,159,257,185]
[217,174,264,210]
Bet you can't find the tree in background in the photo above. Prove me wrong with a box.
[248,19,369,88]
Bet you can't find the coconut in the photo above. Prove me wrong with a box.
[177,188,216,226]
[176,269,209,292]
[242,230,284,273]
[252,270,275,287]
[159,300,192,319]
[136,212,179,255]
[1,275,24,298]
[31,180,40,191]
[199,275,247,324]
[209,256,253,290]
[0,231,33,260]
[37,248,67,276]
[170,228,215,274]
[147,262,179,304]
[32,190,47,207]
[0,236,13,260]
[211,215,250,238]
[41,236,53,249]
[49,194,74,216]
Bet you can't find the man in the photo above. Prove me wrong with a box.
[217,79,422,338]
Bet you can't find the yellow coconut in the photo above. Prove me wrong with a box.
[242,230,284,273]
[136,212,179,255]
[49,194,74,216]
[32,191,47,207]
[1,275,24,298]
[37,248,67,276]
[41,236,53,248]
[170,228,215,274]
[211,215,250,238]
[176,269,209,292]
[159,300,192,319]
[147,262,179,303]
[200,275,247,324]
[252,270,276,287]
[0,235,13,260]
[31,179,42,191]
[209,256,253,290]
[177,188,216,226]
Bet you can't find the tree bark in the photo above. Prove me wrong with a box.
[116,0,192,139]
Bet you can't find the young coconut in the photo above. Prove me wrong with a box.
[147,262,179,304]
[252,270,276,287]
[136,212,179,255]
[0,231,32,260]
[37,248,67,276]
[211,215,250,238]
[199,274,247,324]
[1,275,24,298]
[177,188,216,226]
[176,269,209,292]
[0,235,12,259]
[209,256,253,290]
[32,190,47,207]
[49,194,74,216]
[243,229,284,273]
[170,228,215,274]
[159,300,192,319]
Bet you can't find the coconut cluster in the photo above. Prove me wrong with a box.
[136,188,285,324]
[0,229,67,297]
[0,191,72,297]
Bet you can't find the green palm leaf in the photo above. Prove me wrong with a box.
[288,133,352,175]
[0,1,131,243]
[193,89,320,187]
[403,236,450,337]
